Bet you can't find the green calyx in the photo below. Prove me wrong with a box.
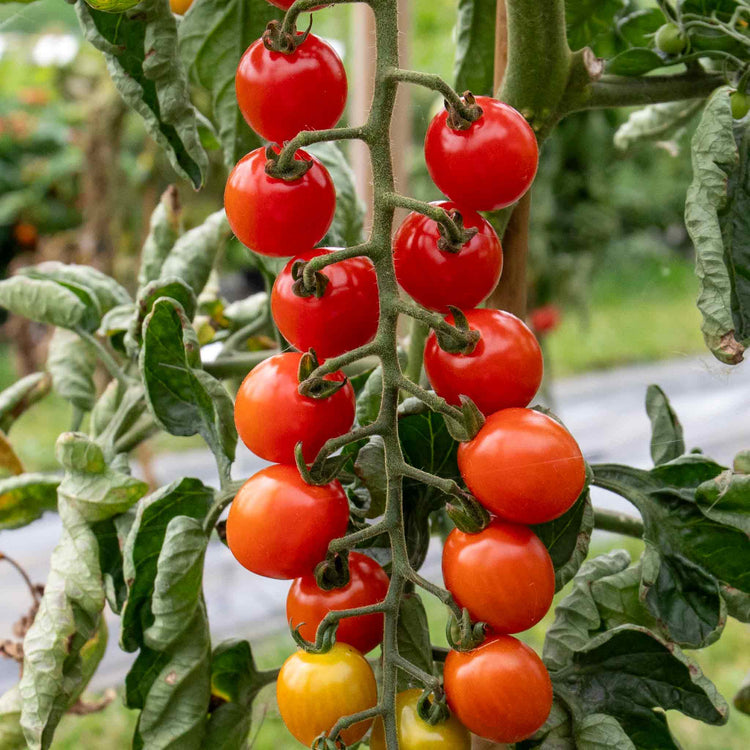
[315,552,351,591]
[416,688,451,726]
[444,91,484,131]
[292,259,330,298]
[435,307,480,354]
[445,492,491,533]
[436,210,479,254]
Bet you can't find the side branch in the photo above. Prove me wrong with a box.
[281,0,368,36]
[388,68,474,117]
[275,126,368,172]
[397,378,464,423]
[385,193,471,248]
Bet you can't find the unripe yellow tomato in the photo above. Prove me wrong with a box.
[170,0,194,14]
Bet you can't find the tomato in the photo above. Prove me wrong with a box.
[370,689,471,749]
[424,97,538,211]
[234,352,355,464]
[226,464,349,579]
[444,636,552,744]
[655,23,687,55]
[271,248,380,359]
[393,201,503,312]
[169,0,193,14]
[442,519,554,634]
[731,90,750,120]
[458,408,585,525]
[236,34,347,144]
[266,0,295,8]
[287,551,389,654]
[530,304,561,334]
[277,642,378,746]
[224,146,335,257]
[424,309,543,415]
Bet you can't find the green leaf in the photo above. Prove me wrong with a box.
[356,367,383,426]
[645,385,685,465]
[721,584,750,622]
[92,510,135,615]
[617,8,664,47]
[138,186,183,290]
[140,298,237,466]
[75,0,208,188]
[0,373,51,434]
[605,48,665,76]
[614,99,704,152]
[453,0,496,97]
[695,468,750,533]
[143,516,208,651]
[0,688,25,750]
[0,473,60,531]
[575,713,636,750]
[120,477,213,652]
[204,703,251,749]
[0,276,90,331]
[686,86,750,363]
[179,0,280,167]
[566,0,626,51]
[396,594,434,690]
[353,436,387,519]
[99,303,136,353]
[47,329,97,413]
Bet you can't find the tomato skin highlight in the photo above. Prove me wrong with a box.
[393,201,503,312]
[234,352,355,464]
[444,636,553,744]
[369,688,472,749]
[458,407,586,525]
[224,146,335,257]
[424,97,538,211]
[226,464,349,579]
[277,643,378,746]
[287,552,389,654]
[271,248,380,359]
[236,34,347,144]
[424,309,543,415]
[442,519,554,634]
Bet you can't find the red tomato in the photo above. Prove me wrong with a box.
[393,201,503,312]
[266,0,294,8]
[424,309,543,415]
[224,146,335,257]
[458,408,586,525]
[442,519,554,634]
[226,464,349,579]
[236,34,347,144]
[234,352,355,464]
[530,304,562,334]
[424,97,538,211]
[444,636,553,744]
[287,551,389,654]
[271,248,380,359]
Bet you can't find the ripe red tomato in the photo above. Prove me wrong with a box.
[271,248,380,359]
[287,551,389,654]
[458,408,586,525]
[530,304,562,334]
[234,352,355,464]
[443,636,553,744]
[393,201,503,312]
[424,97,538,211]
[226,464,349,579]
[424,309,543,415]
[236,34,347,144]
[224,146,335,257]
[266,0,294,8]
[277,643,377,746]
[442,519,554,634]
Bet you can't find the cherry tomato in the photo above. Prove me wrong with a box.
[234,352,355,464]
[266,0,294,8]
[424,309,543,415]
[458,407,586,525]
[424,97,538,211]
[169,0,193,14]
[287,551,389,654]
[393,202,503,312]
[226,464,349,579]
[655,23,687,55]
[277,642,378,746]
[444,636,552,744]
[530,304,561,334]
[370,689,471,749]
[731,90,750,120]
[224,146,335,257]
[442,519,554,634]
[271,248,380,359]
[236,34,347,144]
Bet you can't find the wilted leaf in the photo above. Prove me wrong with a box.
[0,276,90,331]
[0,433,23,479]
[0,373,51,434]
[0,688,25,750]
[47,329,97,413]
[454,0,496,97]
[0,474,60,531]
[138,186,183,290]
[645,384,685,465]
[614,99,704,151]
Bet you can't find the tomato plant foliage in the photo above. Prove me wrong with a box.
[0,0,748,749]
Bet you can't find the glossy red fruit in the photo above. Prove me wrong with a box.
[226,464,349,579]
[393,201,503,312]
[458,408,586,525]
[424,97,538,211]
[442,519,555,634]
[224,146,335,257]
[287,552,389,654]
[271,248,380,359]
[530,304,562,334]
[444,636,553,744]
[234,352,355,464]
[236,34,347,144]
[424,309,543,415]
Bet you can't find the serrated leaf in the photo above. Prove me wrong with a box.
[0,276,89,331]
[0,373,51,433]
[617,8,664,47]
[566,0,626,51]
[75,0,208,188]
[645,384,685,465]
[179,0,280,167]
[47,329,97,412]
[453,0,496,97]
[396,594,434,690]
[138,186,183,290]
[686,86,750,363]
[0,474,60,531]
[614,99,704,151]
[605,47,665,76]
